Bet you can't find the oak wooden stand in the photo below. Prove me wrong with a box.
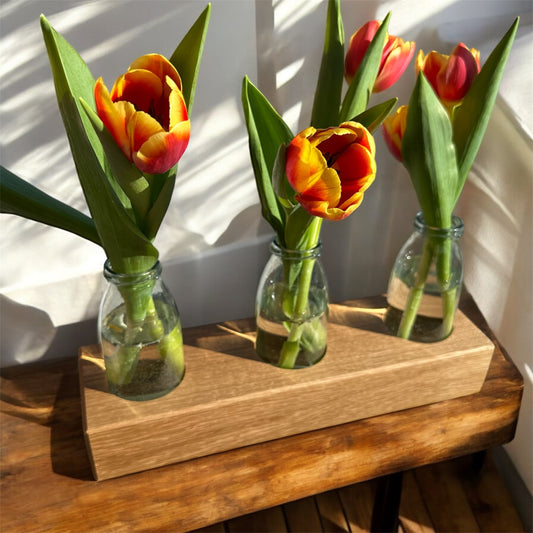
[80,298,494,481]
[0,294,523,533]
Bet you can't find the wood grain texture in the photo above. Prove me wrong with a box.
[80,300,495,480]
[283,496,324,532]
[442,455,525,533]
[414,461,481,532]
[0,294,523,533]
[315,490,350,532]
[338,481,376,532]
[398,471,435,533]
[226,506,287,532]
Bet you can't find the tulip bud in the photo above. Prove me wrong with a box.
[95,54,190,175]
[345,20,415,93]
[416,43,481,104]
[286,122,376,221]
[381,105,408,162]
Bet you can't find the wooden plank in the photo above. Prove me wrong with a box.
[190,523,226,533]
[0,295,523,533]
[458,455,525,532]
[338,480,376,532]
[414,461,481,532]
[226,506,287,532]
[315,490,350,532]
[79,300,494,480]
[399,471,435,533]
[283,496,324,532]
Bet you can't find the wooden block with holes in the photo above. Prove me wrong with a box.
[79,297,494,481]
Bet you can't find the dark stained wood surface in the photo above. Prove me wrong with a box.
[0,294,523,532]
[218,454,525,532]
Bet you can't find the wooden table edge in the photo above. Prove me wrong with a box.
[0,292,524,532]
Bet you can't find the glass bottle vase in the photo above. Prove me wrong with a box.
[98,260,184,401]
[384,212,464,342]
[255,240,329,369]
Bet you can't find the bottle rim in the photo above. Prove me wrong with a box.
[270,239,322,259]
[103,260,162,284]
[414,212,464,238]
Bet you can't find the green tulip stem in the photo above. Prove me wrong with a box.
[145,298,185,374]
[159,325,185,376]
[437,238,456,339]
[397,237,435,340]
[279,218,323,369]
[105,281,154,385]
[106,278,184,385]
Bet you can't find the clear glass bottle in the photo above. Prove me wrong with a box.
[255,241,329,369]
[98,260,184,400]
[384,212,464,342]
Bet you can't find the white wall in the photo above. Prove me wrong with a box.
[1,0,531,509]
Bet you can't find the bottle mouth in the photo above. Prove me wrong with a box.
[414,212,464,238]
[271,239,322,259]
[103,260,162,284]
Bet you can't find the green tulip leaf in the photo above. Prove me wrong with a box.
[169,3,211,116]
[453,17,518,201]
[80,84,179,243]
[0,166,101,246]
[353,97,398,132]
[80,98,149,225]
[402,73,458,228]
[284,205,315,250]
[41,15,157,273]
[242,76,294,243]
[340,12,391,122]
[310,0,345,128]
[143,167,177,241]
[140,5,212,239]
[272,143,296,209]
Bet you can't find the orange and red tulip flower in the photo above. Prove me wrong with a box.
[345,20,415,93]
[416,43,481,105]
[285,122,376,221]
[95,53,190,175]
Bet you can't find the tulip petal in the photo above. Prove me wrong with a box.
[298,167,341,206]
[112,69,163,114]
[374,40,415,92]
[168,77,189,128]
[128,110,189,175]
[318,122,375,155]
[133,122,190,175]
[416,50,448,95]
[300,198,360,221]
[437,43,480,102]
[333,143,376,199]
[344,20,380,83]
[126,110,162,151]
[381,104,408,161]
[129,53,182,90]
[286,130,326,193]
[94,78,133,158]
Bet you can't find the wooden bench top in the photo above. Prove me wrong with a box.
[0,293,523,532]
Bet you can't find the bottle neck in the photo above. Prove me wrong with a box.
[103,260,161,287]
[271,240,322,261]
[414,212,464,239]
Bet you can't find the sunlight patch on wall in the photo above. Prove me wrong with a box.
[274,0,322,33]
[276,57,305,89]
[43,1,111,34]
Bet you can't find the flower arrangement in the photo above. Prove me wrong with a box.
[382,18,519,340]
[0,6,211,394]
[242,0,414,367]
